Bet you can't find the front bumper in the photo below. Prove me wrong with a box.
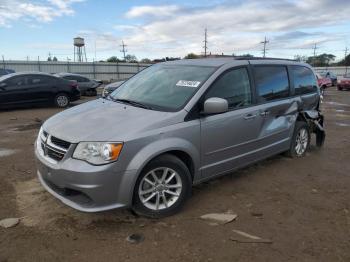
[35,142,137,212]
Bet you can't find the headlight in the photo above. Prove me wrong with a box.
[73,142,123,165]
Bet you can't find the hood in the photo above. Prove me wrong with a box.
[43,99,182,143]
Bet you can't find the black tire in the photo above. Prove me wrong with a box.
[337,86,343,91]
[286,121,310,158]
[132,154,192,218]
[54,93,70,108]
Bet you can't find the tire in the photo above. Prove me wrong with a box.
[286,121,310,158]
[54,93,70,108]
[132,154,192,218]
[337,86,343,91]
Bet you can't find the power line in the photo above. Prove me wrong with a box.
[261,36,269,58]
[120,40,127,60]
[203,28,208,57]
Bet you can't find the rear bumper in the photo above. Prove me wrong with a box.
[337,84,350,89]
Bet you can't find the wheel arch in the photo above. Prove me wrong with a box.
[122,138,199,205]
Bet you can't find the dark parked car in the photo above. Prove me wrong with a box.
[55,73,101,96]
[337,74,350,90]
[102,80,125,98]
[319,71,337,86]
[0,68,15,76]
[0,72,80,109]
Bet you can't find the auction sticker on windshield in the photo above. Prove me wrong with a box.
[176,80,201,88]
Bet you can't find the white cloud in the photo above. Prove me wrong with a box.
[0,0,84,27]
[111,0,350,58]
[125,5,180,18]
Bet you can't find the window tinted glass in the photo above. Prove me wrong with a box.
[73,76,89,82]
[63,76,74,80]
[292,66,317,95]
[205,67,252,109]
[110,64,216,111]
[28,75,51,85]
[6,76,26,88]
[255,66,289,102]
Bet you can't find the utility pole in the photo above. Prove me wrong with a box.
[261,36,269,58]
[345,47,348,75]
[203,28,208,57]
[94,40,97,62]
[312,43,318,67]
[2,55,5,69]
[120,40,127,61]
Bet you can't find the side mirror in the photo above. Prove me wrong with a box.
[203,97,228,115]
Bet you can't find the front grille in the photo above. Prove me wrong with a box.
[51,136,70,149]
[47,145,65,161]
[39,131,70,163]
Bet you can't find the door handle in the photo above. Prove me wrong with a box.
[260,110,270,117]
[244,113,257,120]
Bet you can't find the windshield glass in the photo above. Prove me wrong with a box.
[109,64,216,111]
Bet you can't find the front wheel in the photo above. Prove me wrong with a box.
[54,93,70,108]
[286,121,310,158]
[132,154,192,218]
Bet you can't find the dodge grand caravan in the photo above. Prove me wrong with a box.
[35,58,325,217]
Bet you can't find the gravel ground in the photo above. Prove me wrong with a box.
[0,88,349,262]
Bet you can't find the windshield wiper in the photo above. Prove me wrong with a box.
[113,98,153,110]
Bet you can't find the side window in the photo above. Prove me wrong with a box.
[292,66,317,95]
[6,76,26,88]
[78,76,89,82]
[63,76,73,80]
[28,76,50,85]
[254,66,289,102]
[205,67,252,109]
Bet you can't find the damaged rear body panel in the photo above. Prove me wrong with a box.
[303,110,325,147]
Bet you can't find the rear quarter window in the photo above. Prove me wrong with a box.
[254,66,289,102]
[291,66,317,95]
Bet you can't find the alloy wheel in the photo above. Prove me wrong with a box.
[56,95,69,107]
[138,167,182,211]
[295,128,309,156]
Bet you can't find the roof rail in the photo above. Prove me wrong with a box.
[233,56,296,61]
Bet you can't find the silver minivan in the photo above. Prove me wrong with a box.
[35,58,325,217]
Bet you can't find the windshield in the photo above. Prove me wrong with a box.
[109,64,216,111]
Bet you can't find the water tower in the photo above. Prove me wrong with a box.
[73,37,87,62]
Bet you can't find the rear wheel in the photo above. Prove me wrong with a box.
[132,154,192,218]
[54,93,70,108]
[337,86,343,91]
[286,121,310,158]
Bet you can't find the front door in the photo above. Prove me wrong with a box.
[0,75,28,106]
[200,67,263,179]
